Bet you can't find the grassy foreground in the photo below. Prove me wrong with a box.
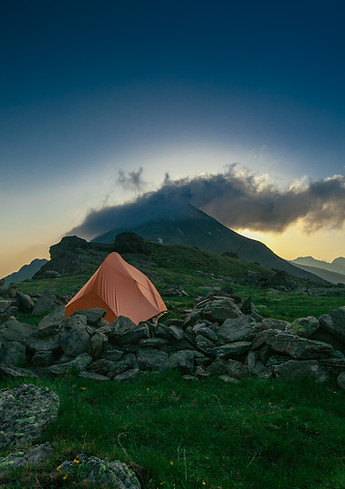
[1,372,345,489]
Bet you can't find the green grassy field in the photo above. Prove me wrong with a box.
[0,372,345,489]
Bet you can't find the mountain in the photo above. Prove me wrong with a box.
[2,258,47,286]
[291,256,345,284]
[290,263,345,284]
[92,204,323,282]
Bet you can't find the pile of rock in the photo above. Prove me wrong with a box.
[1,291,345,388]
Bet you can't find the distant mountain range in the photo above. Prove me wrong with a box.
[291,256,345,284]
[2,258,47,286]
[92,203,323,282]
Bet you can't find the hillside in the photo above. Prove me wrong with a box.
[92,204,322,282]
[2,258,47,286]
[292,256,345,275]
[291,262,345,285]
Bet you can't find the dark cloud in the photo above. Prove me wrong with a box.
[117,167,146,193]
[69,166,345,239]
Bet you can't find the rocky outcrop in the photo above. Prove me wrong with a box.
[0,291,345,388]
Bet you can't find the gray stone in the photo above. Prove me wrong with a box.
[167,350,194,373]
[0,299,14,314]
[183,309,203,327]
[109,354,137,377]
[110,316,150,344]
[274,360,329,383]
[251,329,280,350]
[100,348,124,361]
[32,290,56,316]
[206,358,228,375]
[202,297,243,323]
[0,384,59,449]
[197,326,218,342]
[137,349,168,370]
[260,344,273,364]
[114,368,140,382]
[79,371,110,381]
[1,318,35,343]
[217,316,257,343]
[89,359,117,376]
[16,291,35,313]
[139,338,170,348]
[219,375,240,384]
[266,355,291,367]
[267,333,334,359]
[75,308,107,325]
[246,350,258,373]
[226,359,248,379]
[0,442,53,472]
[155,324,172,339]
[167,325,184,340]
[292,316,319,338]
[60,314,91,357]
[259,318,291,332]
[77,456,141,488]
[195,334,215,354]
[89,331,108,358]
[337,371,345,389]
[319,307,345,344]
[1,341,26,367]
[213,341,252,358]
[37,305,65,335]
[31,350,54,367]
[0,363,38,380]
[48,353,92,375]
[27,332,60,352]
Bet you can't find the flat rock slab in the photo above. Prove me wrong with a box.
[0,384,59,449]
[0,442,53,472]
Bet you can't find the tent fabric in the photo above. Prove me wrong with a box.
[65,252,167,324]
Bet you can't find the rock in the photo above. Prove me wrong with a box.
[75,308,107,325]
[267,333,334,360]
[32,290,56,316]
[259,318,291,332]
[88,359,117,376]
[114,231,150,257]
[167,350,194,373]
[337,371,345,389]
[0,363,38,380]
[89,331,108,358]
[109,354,138,377]
[195,334,215,354]
[31,350,54,367]
[319,307,345,344]
[206,358,228,375]
[202,297,243,323]
[266,355,291,367]
[110,316,150,345]
[79,371,110,381]
[226,359,249,379]
[77,456,141,488]
[167,325,184,340]
[37,305,65,335]
[213,341,252,359]
[196,326,218,343]
[100,348,124,361]
[0,384,59,448]
[217,316,257,343]
[292,316,319,337]
[16,291,35,313]
[0,442,53,472]
[0,299,14,314]
[183,309,203,328]
[259,344,274,364]
[1,341,26,367]
[1,318,35,343]
[137,349,169,370]
[139,338,170,348]
[273,360,329,383]
[60,314,91,357]
[114,368,140,382]
[219,375,240,383]
[48,353,92,375]
[26,331,60,352]
[251,329,280,350]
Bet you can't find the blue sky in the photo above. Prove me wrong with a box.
[1,0,345,277]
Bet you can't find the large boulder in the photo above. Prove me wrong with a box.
[217,316,258,343]
[202,297,243,323]
[15,291,35,313]
[60,314,91,357]
[319,307,345,344]
[0,384,59,448]
[109,317,150,345]
[273,360,329,383]
[32,290,56,316]
[267,333,334,360]
[1,318,35,343]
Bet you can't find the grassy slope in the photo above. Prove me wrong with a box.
[2,243,344,489]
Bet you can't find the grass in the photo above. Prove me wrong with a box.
[0,372,345,489]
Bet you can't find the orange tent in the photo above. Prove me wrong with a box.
[65,252,167,324]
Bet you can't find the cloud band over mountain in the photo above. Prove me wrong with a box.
[70,166,345,240]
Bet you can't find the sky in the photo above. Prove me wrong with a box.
[1,0,345,278]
